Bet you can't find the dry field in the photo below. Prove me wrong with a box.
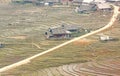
[0,4,119,76]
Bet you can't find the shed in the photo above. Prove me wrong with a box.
[95,0,106,3]
[99,34,114,41]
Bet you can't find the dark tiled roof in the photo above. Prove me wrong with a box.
[52,28,68,34]
[46,25,80,35]
[61,25,80,31]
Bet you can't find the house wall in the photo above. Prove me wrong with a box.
[53,34,71,38]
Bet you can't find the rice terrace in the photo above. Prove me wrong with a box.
[0,0,120,76]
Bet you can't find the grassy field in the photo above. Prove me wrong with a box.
[0,4,118,75]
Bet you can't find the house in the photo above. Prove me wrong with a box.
[45,24,81,39]
[94,0,106,3]
[12,0,38,4]
[44,0,60,3]
[72,0,83,5]
[45,27,71,39]
[96,3,112,11]
[75,3,97,13]
[98,34,117,41]
[61,24,80,32]
[106,0,120,6]
[12,0,44,6]
[60,0,73,5]
[106,0,120,2]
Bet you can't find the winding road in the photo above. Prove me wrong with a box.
[0,5,119,73]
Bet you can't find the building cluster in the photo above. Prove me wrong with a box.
[11,0,120,14]
[74,0,120,14]
[11,0,120,6]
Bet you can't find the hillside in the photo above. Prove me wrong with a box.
[0,4,120,76]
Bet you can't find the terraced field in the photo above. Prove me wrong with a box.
[0,4,120,76]
[9,58,120,76]
[0,4,112,69]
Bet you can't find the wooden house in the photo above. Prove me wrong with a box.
[45,27,71,39]
[45,24,81,39]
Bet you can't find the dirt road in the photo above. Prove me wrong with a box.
[0,5,119,73]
